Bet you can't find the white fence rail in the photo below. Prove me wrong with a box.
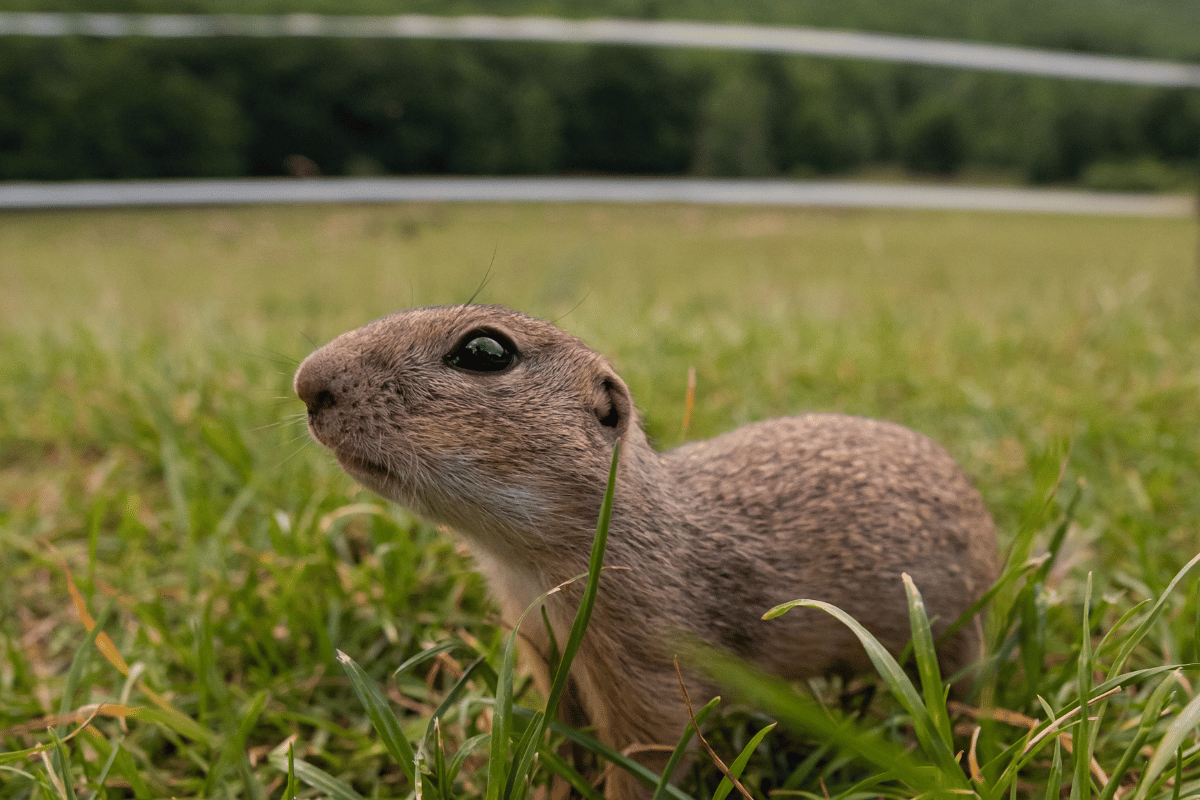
[1,177,1192,216]
[2,13,1199,87]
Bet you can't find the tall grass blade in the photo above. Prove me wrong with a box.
[426,655,498,731]
[445,733,493,789]
[134,707,219,748]
[48,729,79,800]
[507,709,546,800]
[539,712,695,800]
[394,639,477,680]
[711,721,776,800]
[1109,551,1200,680]
[1071,573,1095,800]
[335,649,417,784]
[107,740,153,800]
[691,645,948,796]
[430,718,449,800]
[1096,673,1177,800]
[486,592,522,800]
[285,743,298,800]
[545,443,619,721]
[940,555,1039,651]
[764,597,966,786]
[1094,600,1150,661]
[1130,689,1200,800]
[267,751,370,800]
[903,575,953,748]
[535,746,607,800]
[507,442,620,798]
[987,665,1200,800]
[1044,737,1064,800]
[1028,482,1082,588]
[651,696,721,800]
[57,620,101,735]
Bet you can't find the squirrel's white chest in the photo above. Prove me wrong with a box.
[469,545,572,653]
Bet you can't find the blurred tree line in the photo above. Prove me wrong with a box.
[0,36,1197,187]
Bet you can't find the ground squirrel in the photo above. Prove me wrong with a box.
[294,304,998,799]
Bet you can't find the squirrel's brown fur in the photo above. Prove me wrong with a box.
[294,305,998,799]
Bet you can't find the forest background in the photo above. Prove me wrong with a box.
[1,0,1198,189]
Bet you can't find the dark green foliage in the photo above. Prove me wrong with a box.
[900,96,968,175]
[1139,90,1200,160]
[0,39,245,179]
[0,19,1196,183]
[560,47,701,174]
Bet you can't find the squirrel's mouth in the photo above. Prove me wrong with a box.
[335,451,390,480]
[306,423,390,480]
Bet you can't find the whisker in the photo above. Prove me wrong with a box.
[261,346,302,367]
[239,347,301,369]
[276,440,315,468]
[463,248,497,307]
[252,418,304,433]
[552,292,591,325]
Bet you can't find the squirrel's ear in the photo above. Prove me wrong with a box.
[591,370,633,441]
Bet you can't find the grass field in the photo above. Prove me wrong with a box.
[1,203,1199,798]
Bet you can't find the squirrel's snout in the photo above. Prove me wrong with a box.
[294,355,340,415]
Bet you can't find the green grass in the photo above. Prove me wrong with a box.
[1,202,1199,798]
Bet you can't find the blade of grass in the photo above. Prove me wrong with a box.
[106,739,153,800]
[1071,572,1095,800]
[47,728,79,800]
[267,751,369,800]
[779,742,833,791]
[1109,551,1200,680]
[1097,673,1178,800]
[1130,689,1200,800]
[335,649,417,785]
[1028,481,1083,588]
[544,443,619,722]
[234,691,270,800]
[430,717,449,800]
[711,721,776,800]
[1094,600,1151,661]
[651,696,721,800]
[486,594,522,800]
[444,733,493,788]
[507,442,620,798]
[285,743,298,800]
[57,614,103,737]
[691,645,946,796]
[1171,748,1182,800]
[538,712,696,800]
[986,665,1200,799]
[903,575,953,749]
[940,554,1039,650]
[394,639,477,680]
[79,728,153,800]
[764,597,966,786]
[132,706,219,748]
[1044,737,1064,800]
[425,655,498,733]
[536,745,608,800]
[506,709,546,800]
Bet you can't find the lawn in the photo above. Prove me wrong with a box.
[1,202,1198,798]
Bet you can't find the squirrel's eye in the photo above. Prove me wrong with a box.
[444,332,518,373]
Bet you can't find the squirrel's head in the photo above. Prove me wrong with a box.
[294,305,639,541]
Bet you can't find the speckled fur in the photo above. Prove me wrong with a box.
[294,305,998,800]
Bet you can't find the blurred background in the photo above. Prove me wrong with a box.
[1,0,1197,192]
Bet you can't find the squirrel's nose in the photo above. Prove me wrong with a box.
[294,354,339,414]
